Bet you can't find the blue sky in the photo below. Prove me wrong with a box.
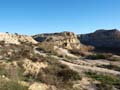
[0,0,119,35]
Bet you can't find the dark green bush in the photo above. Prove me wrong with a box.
[57,69,81,82]
[86,53,108,59]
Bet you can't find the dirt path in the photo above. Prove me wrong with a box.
[34,48,120,76]
[60,60,120,76]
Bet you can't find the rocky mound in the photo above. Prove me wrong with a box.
[0,32,37,44]
[78,29,120,49]
[33,31,80,49]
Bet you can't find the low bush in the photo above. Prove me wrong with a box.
[0,64,25,81]
[36,57,81,89]
[57,69,81,82]
[38,42,55,54]
[80,45,95,52]
[86,53,110,60]
[85,71,120,89]
[97,64,120,71]
[0,65,7,76]
[0,80,28,90]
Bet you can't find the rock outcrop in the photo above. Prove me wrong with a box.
[0,32,37,44]
[78,29,120,48]
[22,59,47,77]
[33,32,80,49]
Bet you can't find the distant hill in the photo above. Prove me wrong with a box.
[77,29,120,49]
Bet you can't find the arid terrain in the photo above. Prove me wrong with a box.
[0,30,120,90]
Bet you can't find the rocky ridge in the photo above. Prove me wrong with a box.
[78,29,120,49]
[33,31,81,49]
[0,32,37,44]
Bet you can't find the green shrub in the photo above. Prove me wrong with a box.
[0,64,26,81]
[97,64,120,71]
[0,43,35,61]
[57,69,81,82]
[38,42,55,54]
[86,53,108,59]
[0,66,7,76]
[85,71,120,89]
[0,80,28,90]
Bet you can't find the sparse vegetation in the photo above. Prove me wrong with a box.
[109,57,120,61]
[57,68,81,81]
[38,42,55,54]
[36,57,81,90]
[0,65,7,76]
[0,64,25,81]
[86,53,111,59]
[85,71,120,90]
[0,42,45,63]
[97,64,120,71]
[80,45,95,52]
[0,80,28,90]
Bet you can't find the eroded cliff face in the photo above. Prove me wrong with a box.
[0,33,37,44]
[78,29,120,48]
[33,32,81,49]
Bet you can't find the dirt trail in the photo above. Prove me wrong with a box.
[60,60,120,76]
[35,48,120,76]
